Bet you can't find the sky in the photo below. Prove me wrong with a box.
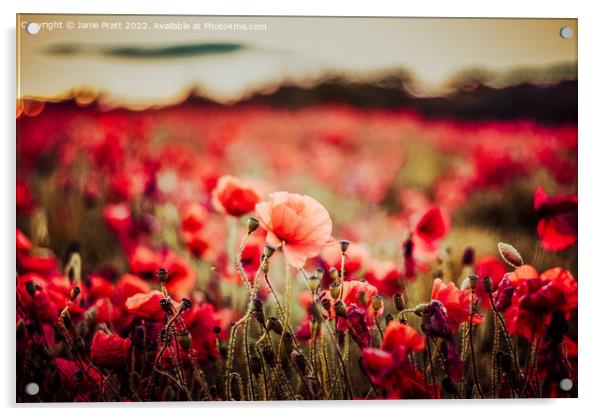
[17,15,577,108]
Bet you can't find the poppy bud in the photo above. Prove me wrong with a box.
[334,300,347,318]
[266,317,283,335]
[482,276,493,294]
[329,282,341,299]
[462,247,475,266]
[70,286,81,301]
[157,268,168,284]
[25,281,36,297]
[252,299,265,326]
[328,267,339,281]
[247,217,260,234]
[283,331,294,355]
[160,297,172,312]
[249,354,262,375]
[291,350,307,374]
[497,242,523,268]
[261,344,276,367]
[339,240,350,253]
[308,274,321,292]
[263,244,276,259]
[393,293,404,311]
[371,295,383,312]
[414,303,428,316]
[180,298,192,311]
[178,331,191,350]
[315,267,325,279]
[385,313,394,326]
[468,274,479,290]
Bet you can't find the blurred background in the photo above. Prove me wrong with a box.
[16,15,577,280]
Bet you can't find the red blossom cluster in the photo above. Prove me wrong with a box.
[16,102,577,401]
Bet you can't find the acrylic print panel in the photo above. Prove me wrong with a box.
[16,15,577,402]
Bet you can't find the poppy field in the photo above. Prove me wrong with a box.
[16,100,577,401]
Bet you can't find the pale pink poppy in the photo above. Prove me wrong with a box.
[255,192,334,269]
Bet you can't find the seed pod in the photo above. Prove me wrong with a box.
[283,331,294,355]
[263,244,276,259]
[468,274,479,290]
[247,217,260,234]
[314,267,325,280]
[260,259,270,274]
[482,276,493,294]
[157,268,169,284]
[261,344,276,367]
[371,295,383,312]
[393,293,404,311]
[70,286,81,301]
[177,331,191,350]
[462,247,475,266]
[160,297,172,313]
[384,313,394,326]
[291,350,307,375]
[180,298,192,311]
[252,299,265,326]
[266,317,283,335]
[329,282,341,299]
[414,303,428,316]
[309,302,323,322]
[308,274,321,292]
[328,267,339,282]
[498,242,523,268]
[249,354,262,375]
[334,300,347,318]
[339,240,350,253]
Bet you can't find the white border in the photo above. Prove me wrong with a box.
[3,1,600,415]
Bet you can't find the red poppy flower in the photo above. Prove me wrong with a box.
[90,330,131,368]
[128,245,160,278]
[55,357,102,392]
[364,260,402,297]
[381,321,425,352]
[103,203,133,236]
[211,175,261,217]
[180,202,208,233]
[182,302,220,361]
[16,229,32,254]
[414,206,450,250]
[503,265,577,338]
[87,274,115,300]
[431,278,483,332]
[474,255,507,308]
[256,192,335,269]
[361,332,431,399]
[125,290,165,321]
[117,273,151,303]
[534,186,577,251]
